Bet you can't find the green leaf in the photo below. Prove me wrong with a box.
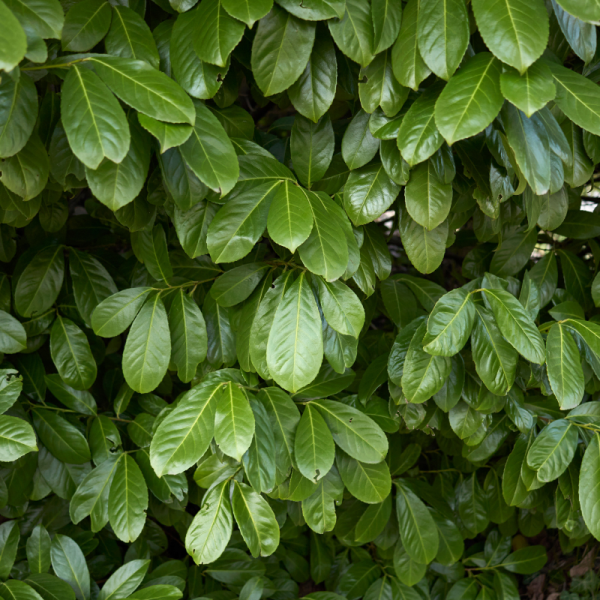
[169,288,207,383]
[555,0,600,22]
[546,322,585,409]
[26,574,77,600]
[343,163,400,226]
[423,287,476,356]
[231,481,280,557]
[214,382,255,461]
[337,449,391,504]
[391,0,430,90]
[70,454,120,531]
[288,32,337,123]
[395,480,439,564]
[26,525,51,575]
[62,0,111,52]
[257,387,300,483]
[1,133,49,200]
[122,292,171,393]
[211,263,267,307]
[204,294,236,367]
[180,100,239,196]
[295,403,335,482]
[50,535,90,600]
[98,559,149,600]
[298,191,349,282]
[90,56,195,124]
[106,6,159,68]
[402,321,452,403]
[170,8,228,100]
[312,399,388,463]
[91,287,152,338]
[482,288,546,364]
[45,374,97,416]
[489,226,538,277]
[86,113,151,210]
[61,64,130,170]
[108,454,148,543]
[0,0,27,72]
[193,0,244,67]
[318,279,365,338]
[434,53,503,145]
[328,0,374,67]
[267,272,323,393]
[267,182,313,252]
[502,104,550,195]
[251,5,315,96]
[399,210,448,275]
[398,84,444,166]
[290,114,334,188]
[221,0,272,27]
[0,415,37,461]
[501,546,547,574]
[358,50,408,116]
[417,0,469,80]
[4,0,64,39]
[137,114,192,154]
[472,0,548,73]
[50,315,97,390]
[0,310,26,353]
[0,520,19,579]
[341,109,380,170]
[471,304,518,395]
[32,408,90,464]
[70,249,118,327]
[185,480,232,564]
[405,160,452,231]
[0,72,38,159]
[372,0,401,54]
[500,61,556,117]
[207,180,279,263]
[150,382,218,476]
[527,419,578,482]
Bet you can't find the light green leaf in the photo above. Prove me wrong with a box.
[267,181,313,253]
[62,0,111,52]
[106,6,159,68]
[50,316,97,390]
[90,56,195,124]
[399,210,448,274]
[312,399,388,463]
[0,72,38,158]
[482,287,546,364]
[222,0,272,27]
[395,480,439,564]
[98,559,149,600]
[337,449,391,504]
[417,0,469,80]
[231,481,280,557]
[122,292,171,393]
[108,454,148,543]
[267,272,323,392]
[500,61,556,117]
[50,535,89,600]
[193,0,244,67]
[26,525,51,575]
[328,0,374,67]
[343,163,400,226]
[251,5,315,96]
[0,0,27,72]
[0,310,26,353]
[0,415,37,461]
[472,0,549,73]
[214,382,255,461]
[185,480,232,564]
[546,322,585,409]
[434,53,503,145]
[91,287,152,338]
[405,160,452,231]
[295,403,335,482]
[527,419,578,482]
[61,64,130,170]
[391,0,430,90]
[423,287,476,356]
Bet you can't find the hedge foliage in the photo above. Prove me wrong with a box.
[2,0,600,598]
